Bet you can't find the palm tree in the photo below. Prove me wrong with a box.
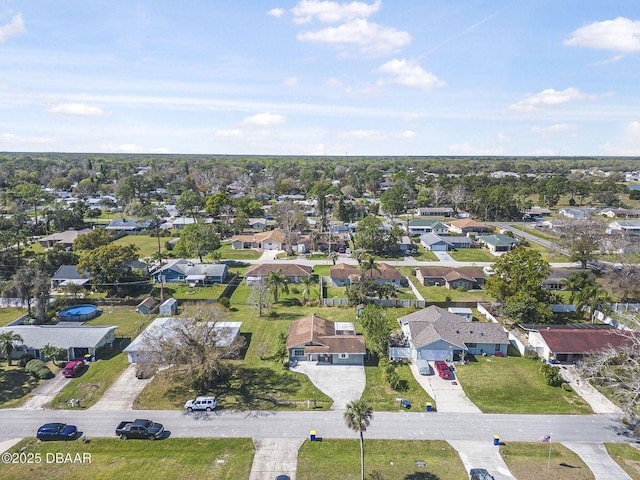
[362,255,379,280]
[0,331,24,366]
[300,275,317,305]
[566,270,593,303]
[267,269,289,303]
[328,251,338,266]
[344,399,374,480]
[41,343,65,367]
[576,283,613,322]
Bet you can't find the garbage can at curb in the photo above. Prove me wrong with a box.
[493,434,500,446]
[310,430,316,441]
[425,403,432,412]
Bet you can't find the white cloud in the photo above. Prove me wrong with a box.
[449,142,504,155]
[339,129,377,139]
[292,0,381,24]
[496,132,510,142]
[215,128,245,139]
[0,14,25,43]
[268,8,286,18]
[150,147,171,154]
[0,132,53,145]
[48,103,105,117]
[531,123,577,136]
[508,87,589,112]
[242,112,286,126]
[326,77,343,88]
[377,58,444,91]
[565,17,640,53]
[297,19,411,56]
[400,130,416,138]
[282,76,299,87]
[600,121,640,155]
[100,143,146,153]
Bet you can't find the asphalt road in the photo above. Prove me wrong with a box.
[0,409,630,444]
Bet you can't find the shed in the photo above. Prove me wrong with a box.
[159,298,178,316]
[136,297,159,315]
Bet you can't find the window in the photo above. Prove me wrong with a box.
[495,344,501,352]
[339,353,349,359]
[467,343,476,348]
[293,349,305,357]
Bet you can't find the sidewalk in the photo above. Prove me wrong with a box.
[563,442,632,480]
[249,437,304,480]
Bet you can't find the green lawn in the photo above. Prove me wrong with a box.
[49,350,130,409]
[501,442,594,480]
[0,307,27,326]
[217,242,262,260]
[85,306,153,338]
[448,248,496,262]
[605,443,640,480]
[522,241,571,263]
[297,439,467,480]
[0,365,44,408]
[2,438,254,480]
[407,276,490,303]
[361,362,434,411]
[455,356,592,414]
[152,283,227,300]
[111,234,177,258]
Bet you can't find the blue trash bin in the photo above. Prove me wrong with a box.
[425,403,432,412]
[401,399,411,409]
[493,435,500,446]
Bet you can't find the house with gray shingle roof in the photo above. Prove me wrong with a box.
[51,265,91,289]
[153,259,228,285]
[397,305,509,361]
[105,218,153,232]
[408,219,450,236]
[478,234,519,253]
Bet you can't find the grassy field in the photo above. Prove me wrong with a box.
[605,443,640,480]
[297,439,467,480]
[501,442,594,480]
[85,306,152,338]
[449,248,496,262]
[361,362,434,411]
[407,276,490,303]
[523,241,572,263]
[455,356,592,414]
[0,307,27,326]
[217,242,262,260]
[111,234,177,258]
[2,438,254,480]
[0,364,45,408]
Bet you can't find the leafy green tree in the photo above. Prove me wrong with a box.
[358,305,391,357]
[566,271,595,303]
[174,223,221,262]
[176,190,201,218]
[343,399,374,480]
[267,269,289,303]
[77,243,139,295]
[379,185,407,216]
[0,331,23,366]
[2,266,51,321]
[235,197,264,217]
[354,217,385,253]
[204,191,232,217]
[41,344,65,366]
[73,228,112,251]
[575,282,613,322]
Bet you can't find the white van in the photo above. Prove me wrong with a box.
[184,396,217,412]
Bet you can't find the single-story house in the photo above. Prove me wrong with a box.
[543,269,592,290]
[136,297,159,314]
[51,265,91,289]
[448,219,493,235]
[478,234,519,253]
[38,228,93,249]
[158,298,178,316]
[559,208,589,219]
[287,314,365,365]
[407,219,450,236]
[398,236,416,253]
[153,259,228,285]
[329,262,403,287]
[415,207,454,217]
[524,324,634,363]
[244,263,313,286]
[105,218,153,232]
[170,217,197,230]
[123,317,242,363]
[416,266,485,290]
[443,235,473,249]
[397,305,509,361]
[230,229,285,250]
[420,233,453,252]
[247,218,268,230]
[607,220,640,235]
[600,208,640,219]
[0,324,117,362]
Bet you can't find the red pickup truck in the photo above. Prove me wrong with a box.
[434,360,454,380]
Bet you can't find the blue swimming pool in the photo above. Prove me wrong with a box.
[58,304,99,322]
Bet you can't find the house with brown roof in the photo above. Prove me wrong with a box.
[230,229,285,250]
[397,305,509,361]
[287,314,366,365]
[329,262,403,287]
[416,266,486,290]
[524,324,633,363]
[448,219,493,235]
[244,263,313,286]
[38,228,93,248]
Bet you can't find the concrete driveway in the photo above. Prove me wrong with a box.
[409,362,481,413]
[19,369,70,409]
[433,251,455,262]
[563,442,632,480]
[449,440,516,480]
[249,437,304,480]
[289,362,365,410]
[560,365,623,414]
[90,363,152,410]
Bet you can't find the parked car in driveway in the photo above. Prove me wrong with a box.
[61,359,84,378]
[469,468,495,480]
[184,396,217,412]
[37,423,78,441]
[434,360,454,380]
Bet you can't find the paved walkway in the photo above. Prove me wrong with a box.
[289,362,365,410]
[18,369,69,409]
[249,437,304,480]
[409,362,482,413]
[90,363,152,410]
[563,442,632,480]
[559,365,623,415]
[449,440,516,480]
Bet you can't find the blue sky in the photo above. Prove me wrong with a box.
[1,0,639,156]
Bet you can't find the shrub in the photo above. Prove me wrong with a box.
[26,359,45,374]
[561,382,573,392]
[456,286,467,292]
[19,354,35,367]
[34,366,54,379]
[540,363,563,387]
[524,350,539,360]
[217,296,231,309]
[267,309,279,319]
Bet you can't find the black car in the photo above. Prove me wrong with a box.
[469,468,495,480]
[37,423,78,441]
